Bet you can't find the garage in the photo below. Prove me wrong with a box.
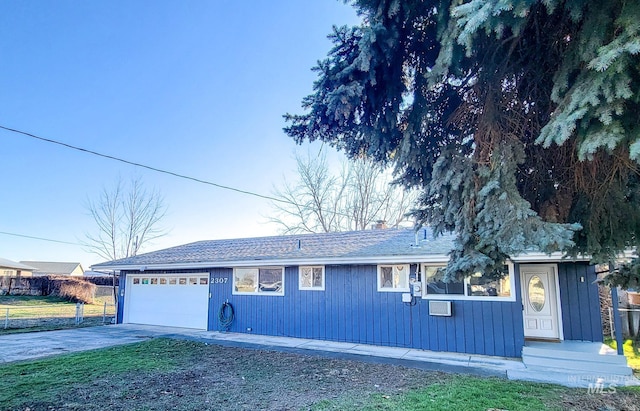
[124,273,210,330]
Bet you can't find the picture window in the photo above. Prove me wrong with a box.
[421,264,513,300]
[233,267,284,295]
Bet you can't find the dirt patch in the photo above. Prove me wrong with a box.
[559,390,640,411]
[59,345,434,411]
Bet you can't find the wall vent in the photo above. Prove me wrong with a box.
[429,300,452,316]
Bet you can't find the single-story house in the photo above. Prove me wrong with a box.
[21,261,84,277]
[91,228,617,364]
[0,258,35,277]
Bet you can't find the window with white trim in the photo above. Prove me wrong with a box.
[299,266,325,290]
[233,267,284,295]
[422,263,514,300]
[377,264,410,292]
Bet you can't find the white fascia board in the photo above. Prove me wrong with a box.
[91,254,451,272]
[511,249,637,263]
[510,252,591,263]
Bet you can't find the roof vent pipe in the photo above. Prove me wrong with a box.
[297,239,301,250]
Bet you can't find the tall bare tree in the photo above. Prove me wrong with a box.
[84,177,167,261]
[269,152,417,234]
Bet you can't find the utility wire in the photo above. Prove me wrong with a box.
[0,230,79,245]
[1,126,409,247]
[1,124,383,224]
[0,125,288,204]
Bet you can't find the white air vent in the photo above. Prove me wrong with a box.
[429,300,452,316]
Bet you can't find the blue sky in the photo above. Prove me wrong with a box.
[0,1,360,269]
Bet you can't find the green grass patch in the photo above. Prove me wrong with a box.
[0,295,68,306]
[313,376,562,411]
[0,339,184,408]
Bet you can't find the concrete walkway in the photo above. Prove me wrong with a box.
[0,324,637,388]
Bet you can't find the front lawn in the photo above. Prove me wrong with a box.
[1,338,638,411]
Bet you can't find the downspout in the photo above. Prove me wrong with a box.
[609,262,624,355]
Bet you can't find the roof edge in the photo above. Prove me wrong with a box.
[91,251,602,271]
[91,254,451,271]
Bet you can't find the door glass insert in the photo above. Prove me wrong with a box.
[528,275,545,312]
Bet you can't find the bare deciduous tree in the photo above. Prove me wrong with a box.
[269,152,418,234]
[84,177,167,262]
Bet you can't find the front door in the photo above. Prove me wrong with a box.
[521,264,561,339]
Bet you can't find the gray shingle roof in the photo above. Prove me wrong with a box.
[0,258,37,271]
[92,228,456,270]
[20,261,83,275]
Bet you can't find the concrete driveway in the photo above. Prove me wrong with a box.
[0,325,172,363]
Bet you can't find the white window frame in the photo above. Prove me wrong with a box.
[421,262,516,302]
[377,264,410,292]
[298,266,325,291]
[232,267,284,296]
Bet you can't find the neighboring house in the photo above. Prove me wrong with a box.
[0,258,35,277]
[21,261,84,277]
[83,270,114,277]
[92,228,632,377]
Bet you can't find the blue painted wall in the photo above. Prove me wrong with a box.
[557,262,602,342]
[119,261,601,357]
[207,264,525,357]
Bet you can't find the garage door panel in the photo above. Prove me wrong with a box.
[125,274,209,330]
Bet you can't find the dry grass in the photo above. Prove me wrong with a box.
[0,295,116,333]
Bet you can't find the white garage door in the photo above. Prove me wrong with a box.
[124,274,209,330]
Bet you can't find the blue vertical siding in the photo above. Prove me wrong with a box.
[558,262,602,342]
[204,264,525,357]
[118,260,603,357]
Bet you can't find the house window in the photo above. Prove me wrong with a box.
[233,267,284,295]
[299,266,325,290]
[377,264,410,292]
[468,268,512,297]
[423,265,464,296]
[421,263,514,300]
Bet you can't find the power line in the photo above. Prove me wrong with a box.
[0,124,288,204]
[1,124,391,224]
[0,230,80,245]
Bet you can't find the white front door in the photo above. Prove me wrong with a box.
[521,264,561,339]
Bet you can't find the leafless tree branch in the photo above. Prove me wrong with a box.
[83,177,167,261]
[269,152,418,233]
